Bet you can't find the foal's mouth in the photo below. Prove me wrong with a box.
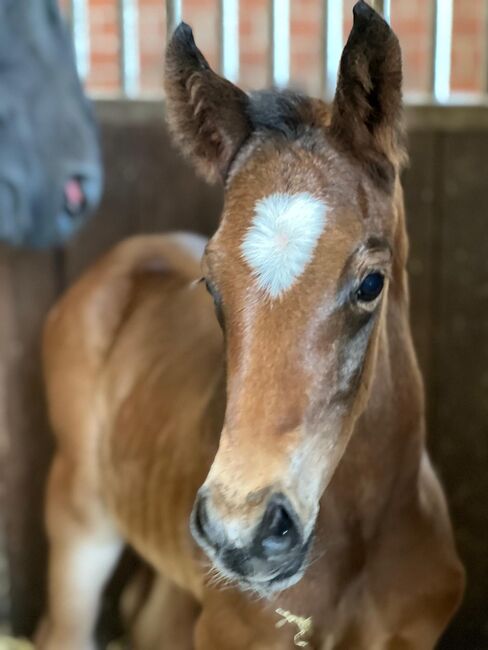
[241,554,312,596]
[199,532,314,597]
[233,538,313,596]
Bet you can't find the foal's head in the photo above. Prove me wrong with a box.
[165,1,406,595]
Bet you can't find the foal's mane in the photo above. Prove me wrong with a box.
[247,90,331,139]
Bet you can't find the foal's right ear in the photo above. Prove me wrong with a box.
[164,23,252,183]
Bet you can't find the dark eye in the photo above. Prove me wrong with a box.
[205,279,225,329]
[356,272,384,303]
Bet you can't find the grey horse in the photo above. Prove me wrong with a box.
[0,0,102,247]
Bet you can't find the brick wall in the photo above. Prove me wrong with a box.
[451,0,485,92]
[59,0,486,98]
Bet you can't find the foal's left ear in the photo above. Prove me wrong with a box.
[164,23,252,183]
[330,1,405,190]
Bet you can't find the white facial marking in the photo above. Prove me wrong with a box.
[241,192,329,298]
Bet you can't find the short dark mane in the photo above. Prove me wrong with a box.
[247,90,330,139]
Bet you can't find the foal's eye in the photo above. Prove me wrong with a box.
[356,272,384,303]
[205,279,215,297]
[204,279,225,329]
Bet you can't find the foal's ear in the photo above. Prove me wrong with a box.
[330,1,405,190]
[164,23,252,183]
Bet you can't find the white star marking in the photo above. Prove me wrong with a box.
[241,192,329,298]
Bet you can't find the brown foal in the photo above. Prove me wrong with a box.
[37,3,464,649]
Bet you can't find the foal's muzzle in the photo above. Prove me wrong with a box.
[191,492,310,593]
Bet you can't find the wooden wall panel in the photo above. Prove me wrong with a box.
[0,250,15,625]
[0,249,60,634]
[402,132,437,381]
[430,133,488,647]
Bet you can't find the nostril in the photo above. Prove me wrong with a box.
[192,495,218,550]
[64,177,86,217]
[258,500,299,558]
[194,496,208,539]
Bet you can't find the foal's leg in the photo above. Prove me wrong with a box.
[36,455,123,650]
[123,569,199,650]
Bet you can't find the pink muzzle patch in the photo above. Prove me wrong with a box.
[64,178,85,214]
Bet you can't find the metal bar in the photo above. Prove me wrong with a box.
[268,0,290,87]
[118,0,140,97]
[320,0,328,98]
[431,0,453,103]
[219,0,239,82]
[166,0,182,38]
[70,0,90,80]
[371,0,390,22]
[321,0,343,100]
